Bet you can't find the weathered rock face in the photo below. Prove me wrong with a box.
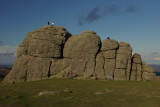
[95,39,118,79]
[142,62,156,81]
[130,53,142,81]
[4,26,71,82]
[51,30,101,79]
[3,26,157,83]
[114,42,132,80]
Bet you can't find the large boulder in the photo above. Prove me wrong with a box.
[17,26,71,58]
[51,30,101,79]
[63,30,100,59]
[101,39,118,51]
[4,26,71,83]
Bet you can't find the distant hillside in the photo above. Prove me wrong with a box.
[150,64,160,76]
[0,64,12,68]
[0,67,11,81]
[150,64,160,72]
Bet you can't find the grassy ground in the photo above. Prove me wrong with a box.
[0,79,160,107]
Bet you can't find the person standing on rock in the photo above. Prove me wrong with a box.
[48,21,50,25]
[107,37,110,39]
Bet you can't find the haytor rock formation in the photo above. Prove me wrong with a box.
[3,26,157,83]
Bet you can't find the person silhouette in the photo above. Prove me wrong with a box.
[48,21,50,25]
[107,37,110,39]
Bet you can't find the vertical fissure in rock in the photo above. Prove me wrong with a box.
[24,70,28,82]
[60,43,65,58]
[129,56,134,80]
[48,59,52,78]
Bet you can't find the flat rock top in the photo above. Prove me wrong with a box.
[33,25,67,32]
[27,25,70,37]
[83,30,96,34]
[119,42,130,47]
[133,53,141,58]
[101,39,119,51]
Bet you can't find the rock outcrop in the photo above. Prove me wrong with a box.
[130,53,142,81]
[4,26,71,82]
[50,30,101,79]
[142,62,156,81]
[114,42,132,80]
[3,26,157,83]
[95,39,118,79]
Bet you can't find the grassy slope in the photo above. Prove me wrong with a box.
[0,79,160,107]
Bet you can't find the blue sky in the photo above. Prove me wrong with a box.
[0,0,160,64]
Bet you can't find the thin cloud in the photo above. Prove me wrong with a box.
[141,52,160,64]
[151,52,160,55]
[0,54,16,65]
[152,57,160,61]
[0,45,17,64]
[104,4,121,15]
[78,4,136,26]
[78,7,103,26]
[86,7,101,23]
[125,5,137,13]
[0,53,15,56]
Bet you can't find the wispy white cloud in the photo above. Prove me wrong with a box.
[152,57,160,61]
[0,46,18,65]
[78,4,137,26]
[0,46,17,54]
[151,52,160,55]
[141,52,160,64]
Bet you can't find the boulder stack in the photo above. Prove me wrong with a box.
[3,26,157,83]
[130,53,142,81]
[114,42,132,80]
[50,30,101,79]
[95,39,118,79]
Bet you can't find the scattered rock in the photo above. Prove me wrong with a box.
[105,89,112,93]
[38,91,59,96]
[63,89,72,93]
[95,92,105,95]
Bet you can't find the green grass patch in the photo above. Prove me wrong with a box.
[0,79,160,107]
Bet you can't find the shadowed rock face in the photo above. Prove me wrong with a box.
[3,26,156,83]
